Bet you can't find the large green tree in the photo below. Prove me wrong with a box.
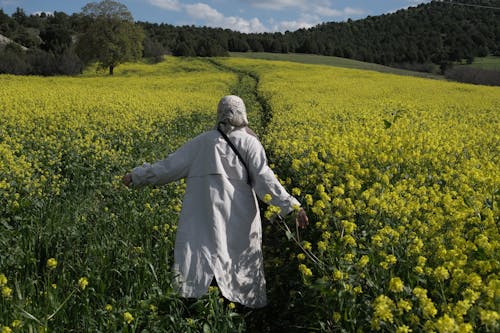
[76,0,143,75]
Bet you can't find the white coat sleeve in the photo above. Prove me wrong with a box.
[247,139,300,215]
[130,142,192,187]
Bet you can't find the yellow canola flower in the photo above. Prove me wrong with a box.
[413,287,437,318]
[2,326,12,333]
[2,286,12,298]
[10,321,21,329]
[435,314,459,333]
[0,274,7,286]
[296,253,306,261]
[304,194,313,206]
[264,205,281,220]
[78,277,89,290]
[434,266,450,282]
[321,231,331,240]
[458,323,473,333]
[46,258,58,270]
[343,235,357,247]
[372,295,395,326]
[123,311,134,324]
[479,309,500,328]
[298,264,313,277]
[333,270,344,281]
[317,241,327,252]
[341,220,357,234]
[397,299,412,313]
[358,255,370,267]
[389,277,404,293]
[396,325,412,333]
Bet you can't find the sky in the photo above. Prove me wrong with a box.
[0,0,432,33]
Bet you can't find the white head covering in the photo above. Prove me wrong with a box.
[216,95,248,133]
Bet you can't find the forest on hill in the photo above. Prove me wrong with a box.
[142,1,500,69]
[0,0,499,78]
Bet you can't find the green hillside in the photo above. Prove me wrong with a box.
[467,56,500,70]
[230,52,443,80]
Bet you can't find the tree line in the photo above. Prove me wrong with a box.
[0,1,147,75]
[0,0,498,76]
[141,0,499,73]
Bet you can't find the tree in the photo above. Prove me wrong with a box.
[40,25,73,54]
[0,43,30,74]
[75,0,143,75]
[143,35,167,63]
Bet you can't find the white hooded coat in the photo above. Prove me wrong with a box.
[131,126,300,308]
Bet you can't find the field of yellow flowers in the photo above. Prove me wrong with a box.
[1,56,499,332]
[219,58,499,332]
[0,58,246,332]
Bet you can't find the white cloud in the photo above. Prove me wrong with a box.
[147,0,365,33]
[184,3,267,33]
[147,0,182,11]
[314,6,343,17]
[268,12,319,32]
[344,7,366,16]
[274,20,314,32]
[247,0,309,10]
[244,0,365,19]
[185,3,223,21]
[312,5,366,18]
[32,11,54,17]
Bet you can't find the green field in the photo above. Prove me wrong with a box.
[230,52,444,80]
[467,56,500,71]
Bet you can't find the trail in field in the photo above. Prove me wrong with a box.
[206,59,272,136]
[205,59,303,333]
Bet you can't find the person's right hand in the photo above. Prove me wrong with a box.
[295,208,309,228]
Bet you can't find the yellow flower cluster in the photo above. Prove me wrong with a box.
[78,277,89,290]
[0,273,12,299]
[220,57,499,330]
[298,264,313,277]
[413,287,437,318]
[0,57,236,222]
[2,58,241,331]
[372,295,395,328]
[123,311,134,324]
[46,258,58,270]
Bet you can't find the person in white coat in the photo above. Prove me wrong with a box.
[122,95,308,308]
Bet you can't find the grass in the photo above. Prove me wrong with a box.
[230,52,444,80]
[465,56,500,71]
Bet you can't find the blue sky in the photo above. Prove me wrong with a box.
[0,0,432,33]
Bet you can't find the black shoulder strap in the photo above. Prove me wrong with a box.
[217,126,252,185]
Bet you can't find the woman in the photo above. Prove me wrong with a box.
[123,95,308,308]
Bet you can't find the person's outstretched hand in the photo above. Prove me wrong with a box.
[122,173,132,187]
[295,208,309,228]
